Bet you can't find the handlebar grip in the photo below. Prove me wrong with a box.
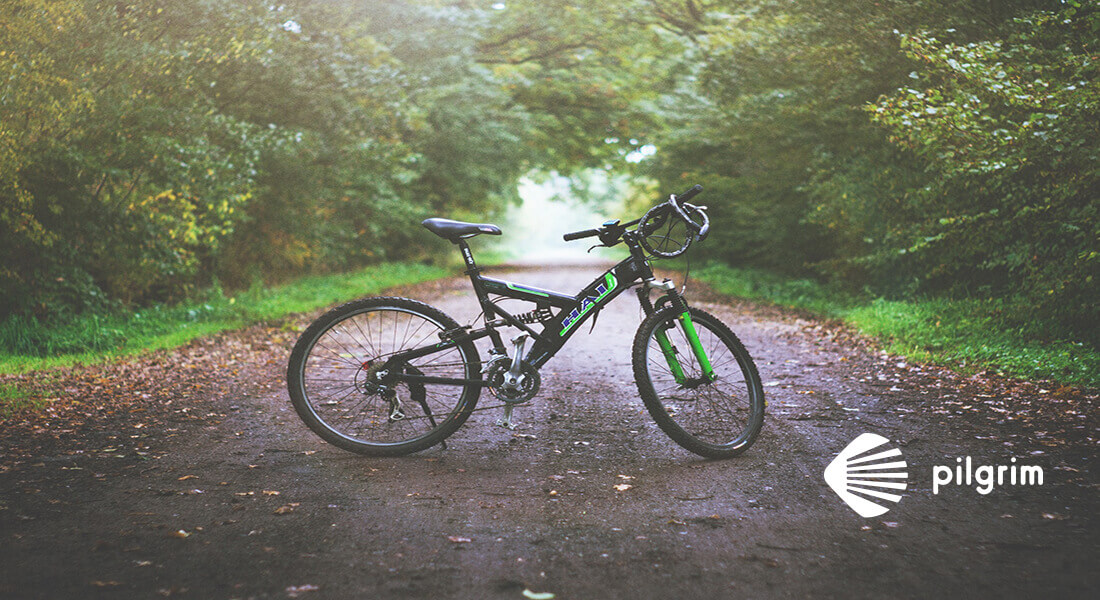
[676,184,703,203]
[563,228,601,242]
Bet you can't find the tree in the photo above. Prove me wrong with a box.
[869,3,1100,336]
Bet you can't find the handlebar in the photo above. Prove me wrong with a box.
[675,184,703,204]
[563,228,601,242]
[562,184,709,247]
[669,185,708,237]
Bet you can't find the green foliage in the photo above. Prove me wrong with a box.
[692,262,859,317]
[634,0,1099,349]
[692,262,1100,388]
[0,261,447,373]
[637,0,926,276]
[0,382,48,419]
[1,0,283,312]
[0,0,537,320]
[3,0,1095,384]
[474,0,670,170]
[846,298,1099,387]
[867,6,1100,339]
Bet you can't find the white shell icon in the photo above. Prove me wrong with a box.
[824,433,908,517]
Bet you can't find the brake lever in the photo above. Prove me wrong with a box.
[587,240,621,253]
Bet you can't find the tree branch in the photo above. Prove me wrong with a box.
[475,40,598,65]
[475,24,548,52]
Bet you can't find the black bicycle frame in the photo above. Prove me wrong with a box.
[382,233,670,386]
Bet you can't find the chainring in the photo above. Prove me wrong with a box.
[484,361,541,404]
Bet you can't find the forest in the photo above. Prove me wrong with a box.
[1,0,1096,354]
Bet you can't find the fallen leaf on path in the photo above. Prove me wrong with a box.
[447,536,471,543]
[273,503,300,515]
[169,529,190,539]
[177,475,197,481]
[614,484,633,492]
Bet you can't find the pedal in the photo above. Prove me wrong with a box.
[496,404,517,430]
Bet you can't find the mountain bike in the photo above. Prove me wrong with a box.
[286,185,765,458]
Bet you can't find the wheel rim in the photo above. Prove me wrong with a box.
[296,306,473,447]
[644,314,758,448]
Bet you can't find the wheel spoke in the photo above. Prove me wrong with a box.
[289,301,479,455]
[635,308,763,457]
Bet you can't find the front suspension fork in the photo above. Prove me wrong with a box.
[677,311,716,382]
[642,281,716,385]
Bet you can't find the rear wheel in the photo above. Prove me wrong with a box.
[287,297,481,456]
[632,306,764,458]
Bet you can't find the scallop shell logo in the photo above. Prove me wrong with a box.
[825,433,908,517]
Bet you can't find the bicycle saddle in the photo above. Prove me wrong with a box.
[422,218,502,241]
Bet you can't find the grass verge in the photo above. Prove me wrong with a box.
[0,262,449,375]
[0,382,49,419]
[689,262,1099,388]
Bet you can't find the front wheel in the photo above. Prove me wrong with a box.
[632,306,765,458]
[287,297,481,456]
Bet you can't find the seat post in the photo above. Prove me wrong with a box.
[456,238,497,324]
[454,238,480,275]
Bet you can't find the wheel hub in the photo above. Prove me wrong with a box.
[355,359,389,395]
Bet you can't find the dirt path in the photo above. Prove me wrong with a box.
[1,265,1096,599]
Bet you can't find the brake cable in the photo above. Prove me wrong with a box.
[682,251,692,296]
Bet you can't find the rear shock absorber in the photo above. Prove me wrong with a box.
[516,306,554,324]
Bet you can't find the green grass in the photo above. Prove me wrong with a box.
[689,262,857,317]
[0,261,450,375]
[0,382,49,418]
[690,262,1099,388]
